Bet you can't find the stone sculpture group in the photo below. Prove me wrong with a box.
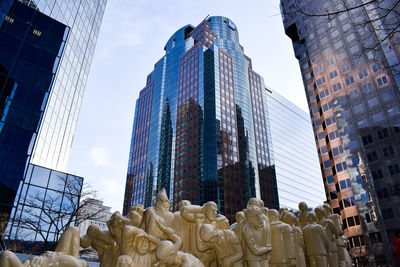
[0,188,352,267]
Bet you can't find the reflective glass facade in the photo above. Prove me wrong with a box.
[265,88,326,210]
[0,0,68,232]
[281,0,400,264]
[0,0,107,243]
[27,0,107,171]
[124,17,278,221]
[6,164,83,245]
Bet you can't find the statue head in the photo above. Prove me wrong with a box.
[322,203,332,216]
[129,203,144,216]
[235,211,245,224]
[267,209,279,222]
[307,212,317,223]
[314,206,325,220]
[127,210,142,227]
[117,255,134,267]
[245,206,264,228]
[299,202,308,212]
[178,200,191,211]
[135,236,150,255]
[247,198,263,208]
[155,240,179,266]
[203,201,218,221]
[200,224,220,243]
[285,212,297,226]
[155,188,170,211]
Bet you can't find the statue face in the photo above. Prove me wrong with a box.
[248,213,264,228]
[205,204,218,221]
[136,238,150,255]
[160,249,177,265]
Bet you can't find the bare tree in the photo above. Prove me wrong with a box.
[6,175,109,252]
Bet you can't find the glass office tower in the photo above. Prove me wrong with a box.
[124,17,279,222]
[265,88,326,210]
[281,0,400,265]
[0,0,107,243]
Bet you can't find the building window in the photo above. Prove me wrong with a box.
[342,63,351,73]
[345,76,355,85]
[317,77,326,86]
[369,232,382,244]
[333,82,342,92]
[372,63,382,72]
[336,161,347,172]
[358,69,368,79]
[362,134,373,145]
[377,76,388,86]
[377,128,389,139]
[382,146,395,157]
[367,151,378,162]
[329,70,338,79]
[371,169,383,180]
[388,164,400,175]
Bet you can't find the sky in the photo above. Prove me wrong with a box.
[67,0,307,212]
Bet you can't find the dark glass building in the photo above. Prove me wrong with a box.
[281,0,400,265]
[124,17,279,221]
[0,0,68,233]
[0,0,107,245]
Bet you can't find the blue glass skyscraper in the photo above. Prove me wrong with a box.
[124,16,280,221]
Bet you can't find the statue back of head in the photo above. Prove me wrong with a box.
[267,209,279,222]
[307,212,317,223]
[298,202,308,212]
[322,203,332,215]
[155,240,177,264]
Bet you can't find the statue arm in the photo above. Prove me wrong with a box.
[156,220,182,250]
[181,205,202,222]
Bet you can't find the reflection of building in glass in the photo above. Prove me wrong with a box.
[281,0,400,265]
[124,16,280,222]
[0,1,68,234]
[0,0,107,244]
[6,164,83,247]
[264,88,326,210]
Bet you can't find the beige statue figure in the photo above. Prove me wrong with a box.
[297,202,309,228]
[267,209,295,267]
[315,206,340,267]
[230,211,245,240]
[303,212,329,267]
[155,240,205,267]
[0,227,87,267]
[140,188,175,240]
[181,201,227,266]
[80,224,119,267]
[119,225,160,266]
[242,205,272,267]
[336,235,352,267]
[154,220,204,267]
[321,204,349,267]
[173,200,194,252]
[126,203,144,227]
[283,213,306,267]
[196,214,243,267]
